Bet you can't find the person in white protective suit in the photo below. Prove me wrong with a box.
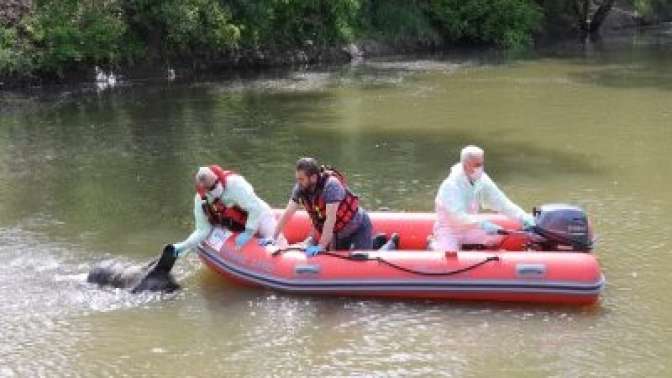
[170,166,284,257]
[430,145,535,251]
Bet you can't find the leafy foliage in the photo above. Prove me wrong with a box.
[633,0,672,22]
[429,0,542,48]
[27,0,128,76]
[124,0,240,59]
[357,1,441,46]
[2,0,546,80]
[228,0,361,49]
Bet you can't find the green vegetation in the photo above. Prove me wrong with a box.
[429,0,542,48]
[228,0,361,49]
[634,0,672,22]
[29,0,128,76]
[0,0,669,83]
[0,0,542,81]
[0,25,30,77]
[123,0,240,60]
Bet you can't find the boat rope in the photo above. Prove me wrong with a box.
[271,246,500,276]
[322,251,500,277]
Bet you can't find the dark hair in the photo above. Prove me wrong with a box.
[296,157,320,176]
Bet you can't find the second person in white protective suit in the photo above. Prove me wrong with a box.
[431,145,535,252]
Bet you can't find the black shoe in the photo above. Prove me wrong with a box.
[372,233,388,250]
[378,233,400,251]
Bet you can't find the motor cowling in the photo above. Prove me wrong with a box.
[531,204,594,252]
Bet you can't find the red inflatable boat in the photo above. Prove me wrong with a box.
[197,205,604,305]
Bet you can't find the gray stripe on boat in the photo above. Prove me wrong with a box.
[197,246,605,296]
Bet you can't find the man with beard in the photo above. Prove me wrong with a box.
[274,158,372,256]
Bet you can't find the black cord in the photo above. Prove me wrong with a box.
[271,246,306,256]
[323,251,500,277]
[272,248,499,276]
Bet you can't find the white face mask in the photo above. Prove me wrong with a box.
[209,182,224,199]
[468,166,484,182]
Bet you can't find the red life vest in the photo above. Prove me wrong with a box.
[196,165,248,232]
[298,166,360,235]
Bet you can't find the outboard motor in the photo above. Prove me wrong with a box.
[531,204,594,252]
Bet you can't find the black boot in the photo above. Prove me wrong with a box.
[378,233,400,251]
[371,233,389,250]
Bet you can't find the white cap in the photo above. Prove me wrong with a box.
[460,145,484,163]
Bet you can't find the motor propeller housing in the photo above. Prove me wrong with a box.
[531,203,594,252]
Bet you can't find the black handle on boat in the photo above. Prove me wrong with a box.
[270,246,307,256]
[497,229,533,236]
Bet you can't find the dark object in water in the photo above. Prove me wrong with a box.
[87,245,180,293]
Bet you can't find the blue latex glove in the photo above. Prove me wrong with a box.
[521,214,536,229]
[235,229,255,249]
[257,238,275,246]
[304,245,324,257]
[479,220,502,235]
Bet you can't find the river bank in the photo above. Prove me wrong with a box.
[0,38,435,89]
[2,27,668,95]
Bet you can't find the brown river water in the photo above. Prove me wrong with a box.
[1,30,671,376]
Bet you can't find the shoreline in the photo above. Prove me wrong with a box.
[0,38,440,91]
[1,24,670,93]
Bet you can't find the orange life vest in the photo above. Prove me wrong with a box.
[196,165,248,232]
[298,166,360,235]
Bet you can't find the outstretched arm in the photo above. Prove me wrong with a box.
[481,177,529,223]
[173,195,213,255]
